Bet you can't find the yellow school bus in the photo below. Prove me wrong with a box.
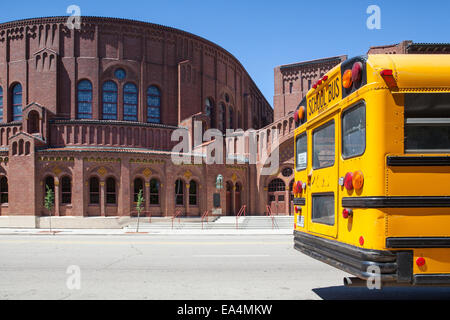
[293,54,450,287]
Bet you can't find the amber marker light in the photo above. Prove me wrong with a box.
[352,170,364,190]
[298,106,305,120]
[343,69,353,89]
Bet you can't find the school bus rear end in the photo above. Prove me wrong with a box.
[293,54,450,287]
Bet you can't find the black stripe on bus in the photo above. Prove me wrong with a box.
[342,196,450,208]
[387,156,450,166]
[387,237,450,248]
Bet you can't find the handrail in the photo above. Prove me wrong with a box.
[235,205,247,229]
[172,209,182,229]
[266,205,275,229]
[201,210,210,230]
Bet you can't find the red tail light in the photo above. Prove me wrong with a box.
[416,257,426,267]
[380,69,398,90]
[359,236,364,246]
[296,181,303,194]
[351,62,363,83]
[342,208,353,219]
[344,172,353,191]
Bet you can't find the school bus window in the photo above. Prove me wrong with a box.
[405,93,450,153]
[295,133,307,171]
[313,120,335,169]
[312,193,335,226]
[342,102,366,159]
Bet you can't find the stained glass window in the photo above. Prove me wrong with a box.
[147,86,161,124]
[0,86,3,122]
[12,83,22,122]
[102,81,118,120]
[114,68,126,80]
[123,83,138,121]
[77,80,93,119]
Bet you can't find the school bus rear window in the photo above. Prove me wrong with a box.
[313,121,335,169]
[405,93,450,153]
[295,133,307,171]
[312,194,335,226]
[342,102,366,158]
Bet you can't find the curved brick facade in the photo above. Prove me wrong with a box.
[0,16,275,218]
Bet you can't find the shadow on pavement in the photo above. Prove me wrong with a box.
[313,285,450,300]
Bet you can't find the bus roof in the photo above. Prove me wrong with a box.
[367,54,450,89]
[297,54,450,125]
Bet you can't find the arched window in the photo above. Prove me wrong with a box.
[268,179,286,192]
[205,98,215,129]
[147,86,161,124]
[175,179,184,206]
[89,177,100,204]
[12,83,22,122]
[0,176,8,204]
[25,141,30,155]
[61,176,71,204]
[106,177,116,204]
[219,103,226,132]
[123,83,138,121]
[133,178,144,203]
[229,107,234,130]
[18,139,24,155]
[27,110,39,134]
[102,81,118,120]
[189,180,198,206]
[77,80,93,119]
[149,178,160,205]
[44,176,55,204]
[0,86,3,122]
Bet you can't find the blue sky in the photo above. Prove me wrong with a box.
[1,0,449,106]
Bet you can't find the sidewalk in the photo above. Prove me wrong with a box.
[0,227,293,236]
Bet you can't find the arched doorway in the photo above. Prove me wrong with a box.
[234,182,242,215]
[268,178,286,215]
[226,181,233,216]
[289,180,294,216]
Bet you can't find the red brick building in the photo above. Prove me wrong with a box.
[1,16,448,226]
[0,16,276,221]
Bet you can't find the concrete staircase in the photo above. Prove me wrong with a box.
[125,216,294,230]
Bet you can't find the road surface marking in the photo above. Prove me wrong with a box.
[193,254,270,258]
[0,239,291,246]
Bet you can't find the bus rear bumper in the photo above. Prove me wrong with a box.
[294,230,450,286]
[293,230,410,284]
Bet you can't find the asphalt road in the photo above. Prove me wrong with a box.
[0,234,449,300]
